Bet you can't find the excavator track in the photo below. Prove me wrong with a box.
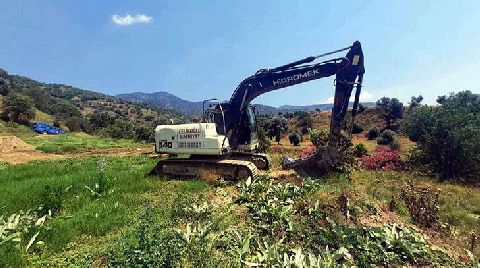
[189,152,271,170]
[154,158,258,180]
[229,152,271,170]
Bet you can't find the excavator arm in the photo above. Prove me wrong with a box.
[223,41,365,149]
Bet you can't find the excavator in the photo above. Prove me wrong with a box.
[153,41,365,180]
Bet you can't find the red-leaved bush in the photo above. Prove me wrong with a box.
[298,146,317,158]
[360,146,404,171]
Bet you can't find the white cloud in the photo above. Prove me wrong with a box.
[111,14,153,26]
[323,91,374,104]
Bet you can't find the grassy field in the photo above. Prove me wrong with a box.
[0,156,210,266]
[23,133,147,154]
[1,153,479,266]
[0,120,147,154]
[1,119,479,266]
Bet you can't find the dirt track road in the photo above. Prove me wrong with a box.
[0,136,153,164]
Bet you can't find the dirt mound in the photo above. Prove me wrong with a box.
[0,136,63,164]
[0,136,35,153]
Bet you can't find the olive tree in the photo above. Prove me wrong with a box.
[376,97,403,130]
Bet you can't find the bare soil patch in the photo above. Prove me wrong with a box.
[0,136,153,164]
[0,136,63,164]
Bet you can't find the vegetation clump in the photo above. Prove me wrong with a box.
[361,146,404,171]
[288,132,301,146]
[1,93,35,125]
[376,97,404,130]
[352,143,368,158]
[309,128,329,149]
[401,182,440,228]
[366,127,380,140]
[403,91,480,181]
[376,129,395,145]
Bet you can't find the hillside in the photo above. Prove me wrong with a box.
[117,91,375,116]
[116,91,204,116]
[0,68,188,135]
[116,91,279,116]
[279,102,375,113]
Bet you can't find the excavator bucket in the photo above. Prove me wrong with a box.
[281,146,341,177]
[283,42,364,178]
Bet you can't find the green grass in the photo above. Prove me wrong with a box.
[0,156,211,266]
[0,120,35,137]
[22,133,146,154]
[1,153,479,266]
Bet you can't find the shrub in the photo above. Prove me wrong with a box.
[288,132,301,146]
[309,128,329,148]
[133,124,154,142]
[360,146,404,171]
[65,116,85,132]
[97,120,136,139]
[366,127,379,140]
[0,75,11,96]
[409,95,424,110]
[352,122,363,134]
[1,93,35,125]
[402,91,480,181]
[352,143,368,158]
[376,129,396,145]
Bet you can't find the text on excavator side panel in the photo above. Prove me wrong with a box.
[272,69,320,86]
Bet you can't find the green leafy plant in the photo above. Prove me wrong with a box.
[0,209,49,267]
[353,143,368,158]
[376,129,396,145]
[39,185,63,215]
[376,97,404,130]
[309,128,329,148]
[367,127,380,140]
[85,158,113,198]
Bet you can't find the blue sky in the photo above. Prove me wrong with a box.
[1,1,479,107]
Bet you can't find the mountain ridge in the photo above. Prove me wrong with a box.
[116,91,375,116]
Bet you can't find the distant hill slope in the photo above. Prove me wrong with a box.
[116,91,280,116]
[117,91,375,116]
[0,68,188,132]
[116,91,204,116]
[278,102,375,113]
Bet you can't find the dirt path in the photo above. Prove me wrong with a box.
[0,136,153,164]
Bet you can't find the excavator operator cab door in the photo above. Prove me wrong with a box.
[236,106,259,152]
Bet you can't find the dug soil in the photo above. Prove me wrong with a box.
[0,136,63,164]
